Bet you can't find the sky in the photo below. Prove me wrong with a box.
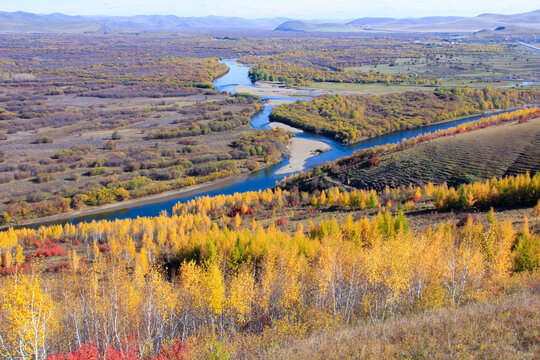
[0,0,538,19]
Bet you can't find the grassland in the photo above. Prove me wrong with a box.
[1,34,313,224]
[258,284,540,360]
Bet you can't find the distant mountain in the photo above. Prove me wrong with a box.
[1,9,538,35]
[467,25,540,41]
[275,9,540,33]
[0,11,105,33]
[93,15,291,31]
[275,21,362,32]
[0,11,291,33]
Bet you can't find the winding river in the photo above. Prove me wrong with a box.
[60,59,515,224]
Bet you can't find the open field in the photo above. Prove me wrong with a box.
[1,34,316,224]
[0,89,295,224]
[305,79,539,93]
[241,42,540,91]
[259,288,540,360]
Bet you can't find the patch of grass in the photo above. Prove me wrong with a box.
[259,289,540,360]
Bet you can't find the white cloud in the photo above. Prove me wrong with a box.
[0,0,537,18]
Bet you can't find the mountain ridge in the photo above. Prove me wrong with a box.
[0,10,538,34]
[0,11,292,33]
[276,9,540,34]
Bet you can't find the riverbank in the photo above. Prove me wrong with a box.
[270,122,331,174]
[269,122,304,133]
[235,82,321,98]
[275,137,331,175]
[1,173,250,230]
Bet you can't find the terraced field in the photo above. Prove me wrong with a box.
[322,117,540,191]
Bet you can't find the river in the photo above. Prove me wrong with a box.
[43,59,518,225]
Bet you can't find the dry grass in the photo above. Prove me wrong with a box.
[257,284,540,360]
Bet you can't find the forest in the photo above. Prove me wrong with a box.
[238,42,508,86]
[0,171,538,359]
[270,88,540,143]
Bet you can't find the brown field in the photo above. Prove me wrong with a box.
[0,92,281,222]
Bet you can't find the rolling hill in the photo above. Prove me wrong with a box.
[0,11,291,33]
[274,9,540,34]
[282,116,540,193]
[1,9,538,34]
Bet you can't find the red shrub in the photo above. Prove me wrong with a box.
[408,195,422,202]
[97,244,109,253]
[153,338,188,360]
[46,340,187,360]
[275,218,288,226]
[47,344,100,360]
[0,263,32,276]
[26,235,42,248]
[32,242,68,258]
[369,156,381,167]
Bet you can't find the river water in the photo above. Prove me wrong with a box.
[69,59,509,224]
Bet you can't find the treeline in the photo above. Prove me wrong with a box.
[433,172,540,211]
[247,61,437,87]
[239,42,506,87]
[270,88,540,143]
[176,172,540,219]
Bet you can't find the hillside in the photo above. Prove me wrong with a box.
[0,11,105,33]
[467,25,540,41]
[283,115,540,193]
[259,288,540,359]
[1,170,539,359]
